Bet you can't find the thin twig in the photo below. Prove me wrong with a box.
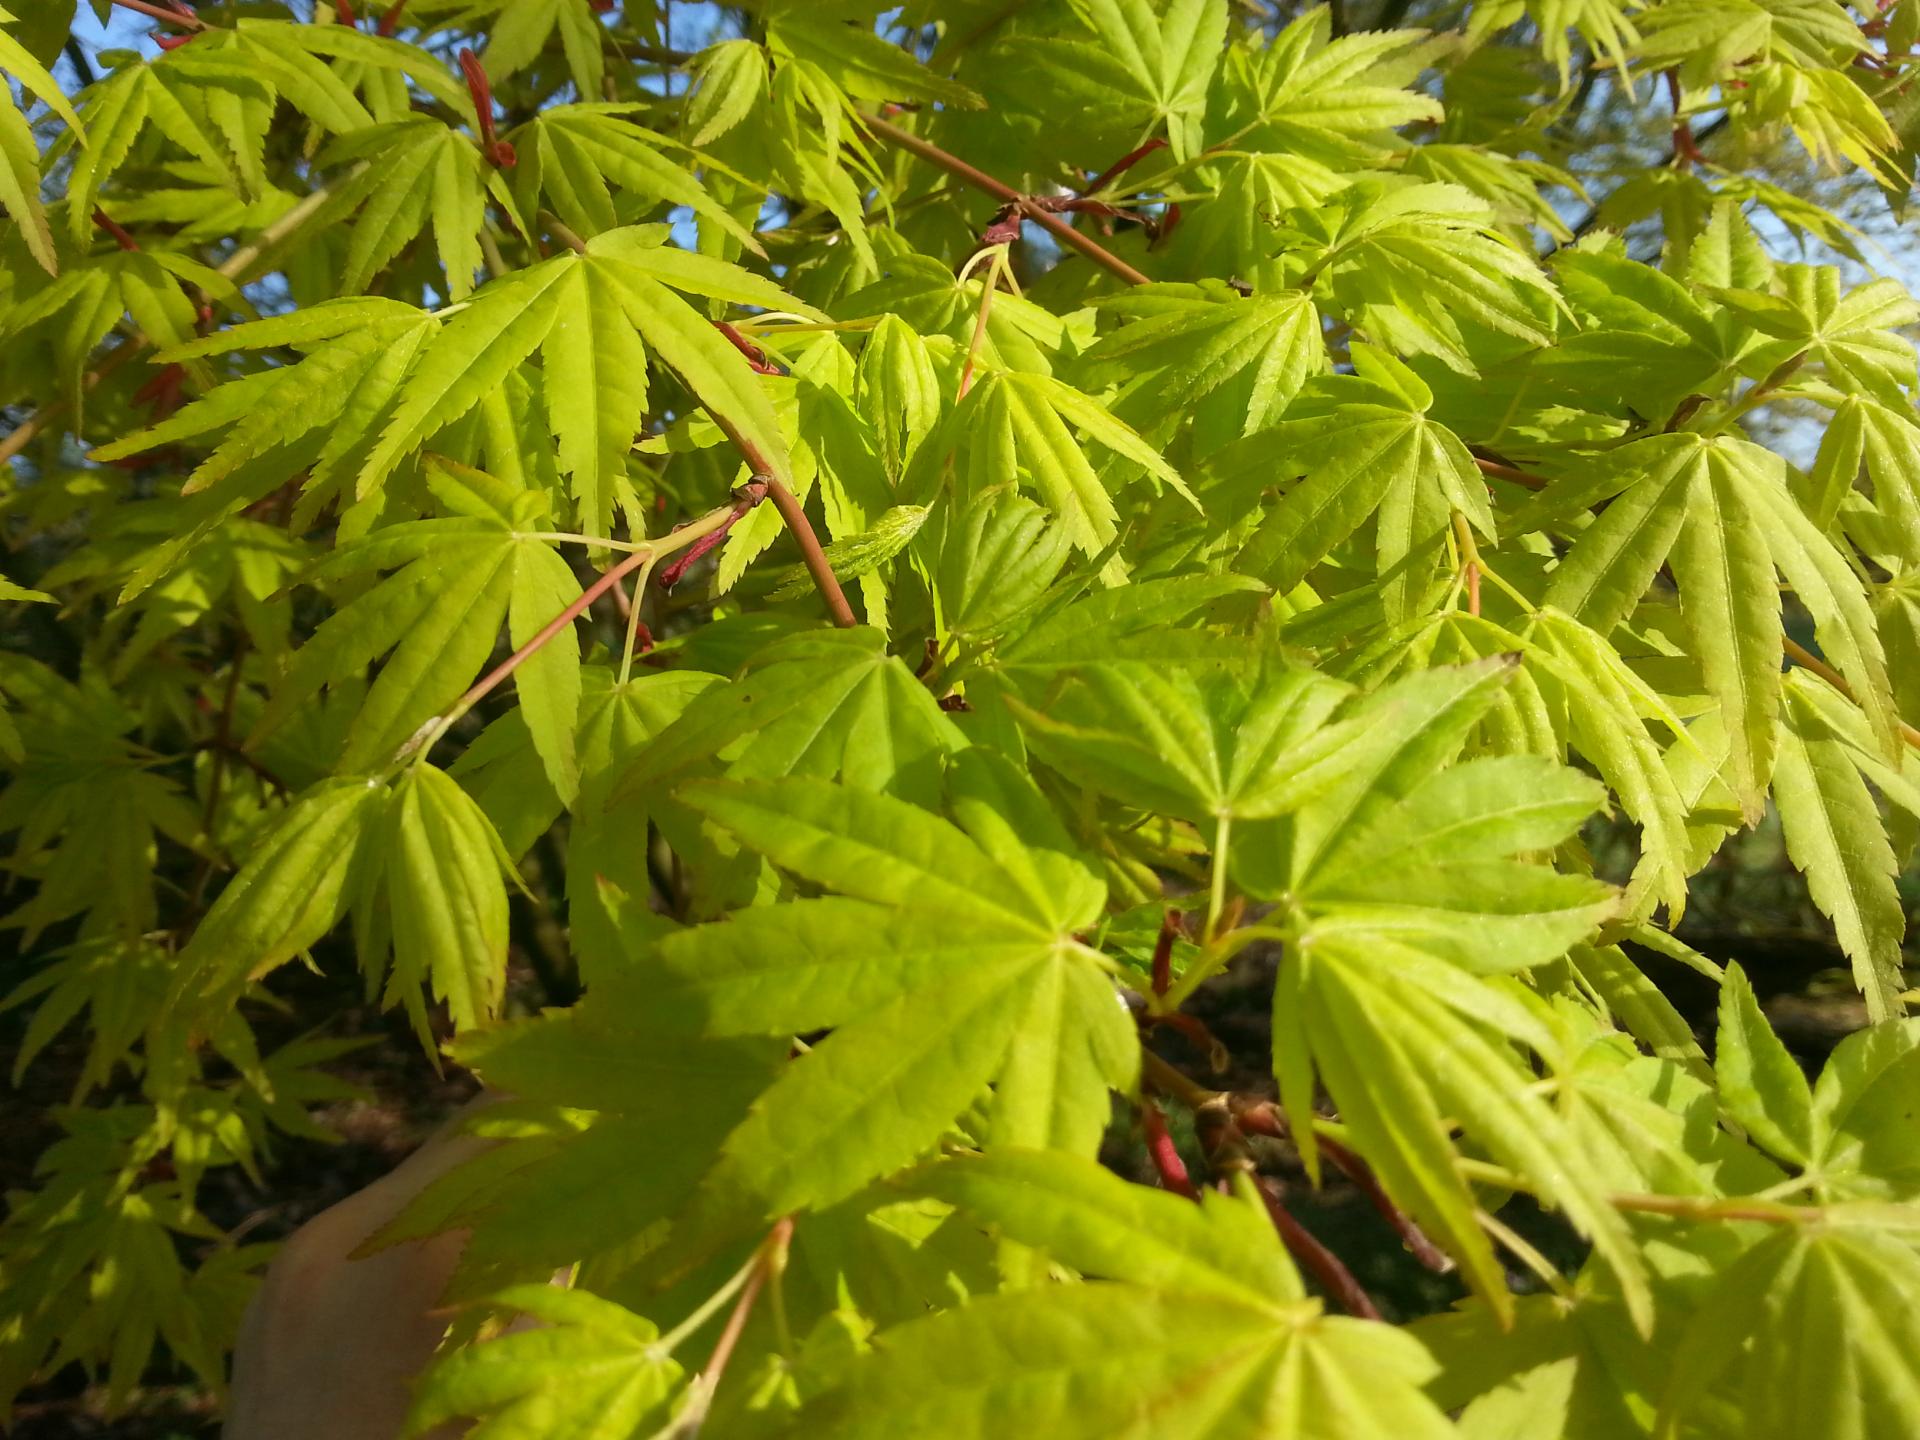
[402,492,762,766]
[859,112,1152,286]
[1232,1099,1453,1274]
[670,1218,794,1439]
[1244,1173,1382,1319]
[1472,455,1549,492]
[111,0,205,30]
[540,212,589,254]
[1785,636,1920,751]
[764,478,857,628]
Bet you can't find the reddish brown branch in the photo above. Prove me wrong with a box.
[860,112,1151,286]
[1232,1099,1452,1275]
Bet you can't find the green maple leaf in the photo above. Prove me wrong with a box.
[1042,0,1230,160]
[765,3,985,112]
[1542,431,1896,814]
[1279,179,1562,369]
[1719,265,1920,407]
[507,105,764,255]
[481,0,608,100]
[404,1285,685,1440]
[654,753,1135,1212]
[1081,281,1325,451]
[1225,344,1493,622]
[1237,660,1641,1326]
[790,1150,1454,1440]
[928,369,1195,562]
[610,627,962,812]
[1005,656,1372,829]
[355,226,816,529]
[1658,1217,1920,1440]
[319,117,508,302]
[1219,10,1442,164]
[253,461,582,783]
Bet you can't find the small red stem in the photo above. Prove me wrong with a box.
[93,209,140,252]
[1149,907,1181,997]
[1666,72,1704,169]
[377,0,409,34]
[657,500,757,587]
[1234,1102,1453,1275]
[1141,1101,1200,1200]
[111,0,204,31]
[458,49,516,166]
[712,320,781,375]
[1252,1176,1382,1320]
[1083,137,1168,195]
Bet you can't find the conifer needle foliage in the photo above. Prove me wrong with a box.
[4,0,1920,1435]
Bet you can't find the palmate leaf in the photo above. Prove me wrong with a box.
[1005,657,1372,825]
[1218,9,1443,165]
[1277,180,1562,369]
[481,0,608,101]
[404,1285,684,1440]
[357,227,816,529]
[1535,248,1748,423]
[1080,281,1325,450]
[166,760,515,1037]
[1038,0,1230,160]
[932,369,1195,561]
[1658,1219,1920,1440]
[609,627,961,811]
[163,777,386,1021]
[656,755,1135,1212]
[791,1154,1451,1440]
[376,763,515,1036]
[319,117,505,302]
[88,300,439,555]
[1224,345,1492,621]
[252,466,582,781]
[1542,431,1897,814]
[58,34,373,238]
[506,105,763,254]
[1717,265,1920,407]
[1770,674,1909,1021]
[4,248,241,410]
[1242,661,1641,1323]
[765,2,985,112]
